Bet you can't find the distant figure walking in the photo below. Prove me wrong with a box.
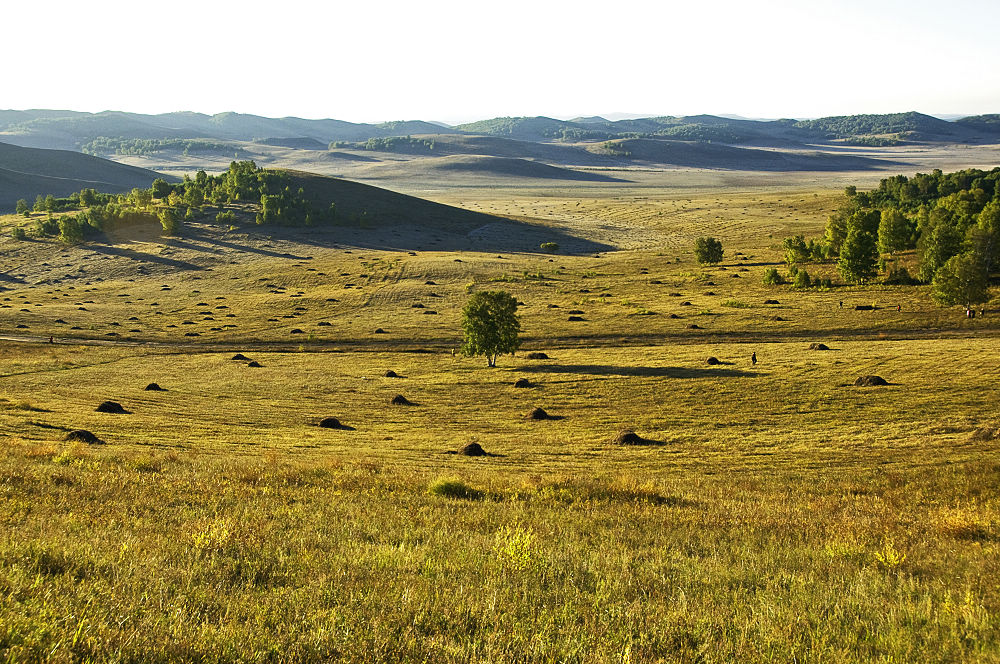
[751,352,757,365]
[839,301,843,308]
[896,305,901,312]
[48,336,53,344]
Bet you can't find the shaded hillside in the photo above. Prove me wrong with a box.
[281,170,613,253]
[401,135,618,166]
[0,142,168,211]
[792,112,977,141]
[254,137,328,150]
[590,139,895,171]
[351,155,629,182]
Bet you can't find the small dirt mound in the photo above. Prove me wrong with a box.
[808,343,830,351]
[458,442,487,456]
[424,280,437,285]
[374,328,387,334]
[144,383,165,391]
[568,316,585,321]
[526,352,549,360]
[318,417,344,429]
[527,407,550,420]
[668,313,680,319]
[65,429,103,444]
[613,429,651,446]
[773,316,787,321]
[854,375,889,387]
[411,303,425,308]
[513,378,532,388]
[687,324,701,329]
[706,357,721,365]
[247,361,262,368]
[290,329,304,334]
[568,309,585,315]
[95,401,128,414]
[704,291,716,296]
[383,370,400,378]
[764,299,780,305]
[680,301,692,306]
[390,394,413,406]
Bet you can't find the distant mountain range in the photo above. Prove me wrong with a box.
[2,110,998,153]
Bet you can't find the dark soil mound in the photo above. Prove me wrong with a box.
[424,280,437,285]
[390,394,412,405]
[144,383,165,391]
[458,442,487,457]
[65,429,103,444]
[668,313,680,319]
[613,429,652,445]
[411,303,425,308]
[513,378,532,388]
[854,375,889,387]
[568,316,585,321]
[247,361,262,368]
[290,329,304,334]
[383,370,400,378]
[773,316,787,321]
[680,301,692,306]
[318,417,344,429]
[687,324,701,329]
[374,328,387,334]
[568,309,585,315]
[526,352,549,360]
[764,299,780,305]
[808,343,830,351]
[95,401,128,414]
[704,291,716,296]
[706,357,721,365]
[527,407,550,420]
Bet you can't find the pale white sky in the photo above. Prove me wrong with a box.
[3,0,998,124]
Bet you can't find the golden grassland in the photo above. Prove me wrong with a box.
[1,181,999,662]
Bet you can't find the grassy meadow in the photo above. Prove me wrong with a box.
[1,179,999,662]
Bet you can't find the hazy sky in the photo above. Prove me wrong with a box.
[4,0,999,123]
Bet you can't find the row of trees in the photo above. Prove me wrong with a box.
[12,162,339,244]
[781,168,998,308]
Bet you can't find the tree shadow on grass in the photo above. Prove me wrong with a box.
[516,364,761,378]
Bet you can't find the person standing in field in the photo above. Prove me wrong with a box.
[751,352,757,365]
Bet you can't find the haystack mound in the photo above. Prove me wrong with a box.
[458,442,487,457]
[231,353,250,361]
[374,328,387,334]
[65,429,103,444]
[808,343,830,351]
[687,324,701,329]
[95,401,128,414]
[568,316,585,321]
[144,383,165,391]
[527,407,550,420]
[513,378,532,388]
[969,425,999,442]
[318,417,344,429]
[764,299,780,305]
[526,352,549,360]
[568,309,585,315]
[391,394,413,406]
[854,375,888,387]
[706,357,721,365]
[247,361,263,368]
[613,429,651,445]
[383,370,400,378]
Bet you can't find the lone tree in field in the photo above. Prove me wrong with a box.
[694,237,724,264]
[461,290,521,367]
[932,251,989,310]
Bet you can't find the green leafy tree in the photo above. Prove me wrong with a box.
[877,208,910,256]
[837,225,879,284]
[917,218,963,282]
[932,252,989,309]
[151,178,172,199]
[44,194,57,212]
[460,290,521,367]
[158,208,180,236]
[694,237,723,264]
[15,199,30,216]
[793,269,811,288]
[782,235,810,265]
[33,194,45,212]
[58,217,85,245]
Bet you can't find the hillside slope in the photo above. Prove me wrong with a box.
[0,142,168,210]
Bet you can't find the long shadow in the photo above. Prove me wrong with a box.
[182,235,311,260]
[87,244,203,270]
[0,273,26,284]
[517,363,760,378]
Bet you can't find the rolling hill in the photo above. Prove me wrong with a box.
[348,155,629,182]
[0,141,170,211]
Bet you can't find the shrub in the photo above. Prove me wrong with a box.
[793,269,811,288]
[11,226,26,240]
[763,267,786,285]
[216,210,236,224]
[427,478,482,500]
[694,237,724,264]
[540,242,559,253]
